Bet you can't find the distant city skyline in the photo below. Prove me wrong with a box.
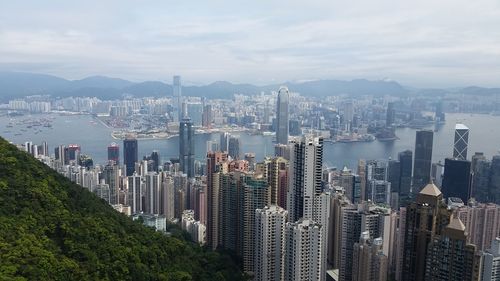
[1,1,500,87]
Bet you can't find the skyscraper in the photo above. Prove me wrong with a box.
[179,117,195,178]
[344,101,354,132]
[206,151,228,249]
[424,217,481,281]
[173,75,182,121]
[254,205,288,281]
[242,174,270,273]
[413,130,433,193]
[220,131,230,152]
[453,123,469,160]
[144,172,161,215]
[490,155,500,205]
[388,159,401,194]
[435,100,445,122]
[150,151,160,172]
[284,219,324,281]
[263,156,288,207]
[219,171,243,252]
[103,163,121,205]
[481,237,500,281]
[386,102,396,127]
[441,158,472,203]
[454,201,500,252]
[471,152,490,202]
[398,150,413,203]
[352,232,388,281]
[276,86,289,145]
[228,136,240,160]
[127,174,143,214]
[402,182,451,281]
[202,104,212,128]
[123,136,138,176]
[340,202,393,281]
[287,135,323,222]
[107,142,120,165]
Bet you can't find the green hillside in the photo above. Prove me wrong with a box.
[0,138,245,281]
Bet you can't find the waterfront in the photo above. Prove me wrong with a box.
[1,113,499,169]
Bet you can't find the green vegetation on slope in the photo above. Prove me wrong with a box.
[0,138,246,281]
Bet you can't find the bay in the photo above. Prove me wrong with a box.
[1,113,499,169]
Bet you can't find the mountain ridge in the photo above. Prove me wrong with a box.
[1,71,499,101]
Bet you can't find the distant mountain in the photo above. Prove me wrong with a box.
[71,75,134,89]
[280,79,407,97]
[459,86,500,96]
[2,71,499,101]
[123,81,172,97]
[0,72,70,100]
[0,137,246,280]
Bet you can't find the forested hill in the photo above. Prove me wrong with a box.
[0,137,245,281]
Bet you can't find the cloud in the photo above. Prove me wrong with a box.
[1,1,500,87]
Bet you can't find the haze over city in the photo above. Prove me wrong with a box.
[1,2,500,281]
[2,0,500,87]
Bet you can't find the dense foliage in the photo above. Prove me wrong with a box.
[0,138,246,281]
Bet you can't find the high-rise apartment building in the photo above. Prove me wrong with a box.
[206,151,228,249]
[413,130,433,193]
[482,237,500,281]
[127,173,143,214]
[284,219,324,281]
[276,86,290,145]
[454,201,500,251]
[242,174,270,274]
[287,135,323,222]
[339,202,393,281]
[103,163,121,205]
[144,172,161,215]
[453,123,469,160]
[352,232,388,281]
[260,156,288,208]
[254,205,288,281]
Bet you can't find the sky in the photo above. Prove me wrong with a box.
[1,1,500,87]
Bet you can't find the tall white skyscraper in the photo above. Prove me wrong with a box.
[144,172,161,215]
[276,86,289,145]
[254,205,288,281]
[284,219,324,281]
[287,135,323,222]
[127,174,143,214]
[453,123,469,160]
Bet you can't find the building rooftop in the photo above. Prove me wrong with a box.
[419,182,442,197]
[455,123,469,130]
[447,216,466,231]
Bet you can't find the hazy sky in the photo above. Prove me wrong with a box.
[1,1,500,87]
